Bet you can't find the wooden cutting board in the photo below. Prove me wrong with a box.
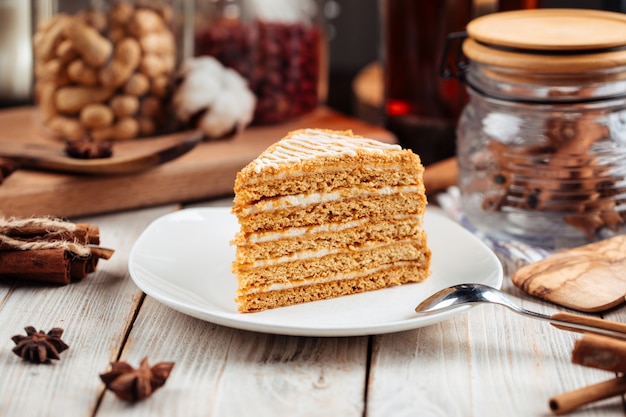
[0,106,395,219]
[511,234,626,312]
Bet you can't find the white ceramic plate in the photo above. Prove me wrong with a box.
[128,207,503,336]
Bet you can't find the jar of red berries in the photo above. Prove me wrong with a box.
[194,0,327,124]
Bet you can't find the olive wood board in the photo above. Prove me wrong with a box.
[511,234,626,313]
[0,106,396,219]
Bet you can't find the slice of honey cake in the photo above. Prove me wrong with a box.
[231,128,431,312]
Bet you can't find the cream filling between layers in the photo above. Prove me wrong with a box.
[237,260,424,295]
[241,238,421,268]
[247,218,365,243]
[238,214,423,244]
[241,185,422,216]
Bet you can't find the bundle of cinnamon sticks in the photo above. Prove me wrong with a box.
[550,333,626,414]
[0,217,114,284]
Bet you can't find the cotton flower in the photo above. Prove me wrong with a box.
[173,56,256,139]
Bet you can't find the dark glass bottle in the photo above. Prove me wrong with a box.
[381,0,471,166]
[381,0,540,166]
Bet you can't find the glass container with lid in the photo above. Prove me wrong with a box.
[455,9,626,249]
[31,0,184,141]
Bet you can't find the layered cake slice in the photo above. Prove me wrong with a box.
[231,129,431,312]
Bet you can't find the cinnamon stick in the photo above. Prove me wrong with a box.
[69,247,114,280]
[572,333,626,373]
[0,247,114,284]
[0,217,113,284]
[0,249,71,284]
[0,223,99,245]
[549,376,626,415]
[423,157,458,195]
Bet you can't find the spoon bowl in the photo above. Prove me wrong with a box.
[416,283,626,339]
[415,283,532,316]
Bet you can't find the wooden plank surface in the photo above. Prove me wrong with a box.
[101,297,369,416]
[368,281,620,417]
[0,106,395,218]
[1,199,626,416]
[0,205,176,417]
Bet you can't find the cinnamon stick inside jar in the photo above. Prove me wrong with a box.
[456,9,626,249]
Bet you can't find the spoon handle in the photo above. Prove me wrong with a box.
[549,312,626,339]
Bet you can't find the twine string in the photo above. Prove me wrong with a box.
[0,217,90,257]
[0,216,77,233]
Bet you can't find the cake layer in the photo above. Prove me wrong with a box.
[233,129,424,207]
[234,162,423,207]
[252,129,402,171]
[235,263,431,313]
[234,237,429,292]
[232,216,424,265]
[238,185,423,216]
[236,192,427,233]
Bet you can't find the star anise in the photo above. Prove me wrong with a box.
[11,326,69,364]
[100,357,174,402]
[65,138,113,159]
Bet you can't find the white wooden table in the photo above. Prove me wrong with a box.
[0,197,623,417]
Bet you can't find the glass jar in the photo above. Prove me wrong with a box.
[456,9,626,249]
[31,0,184,141]
[193,0,327,124]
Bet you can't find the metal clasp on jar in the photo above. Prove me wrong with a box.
[438,31,469,82]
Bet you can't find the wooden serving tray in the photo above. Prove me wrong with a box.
[0,106,395,218]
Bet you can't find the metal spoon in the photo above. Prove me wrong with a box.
[415,283,626,339]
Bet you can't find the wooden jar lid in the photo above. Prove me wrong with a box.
[463,9,626,71]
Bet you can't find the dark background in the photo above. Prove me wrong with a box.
[2,0,625,118]
[324,0,625,117]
